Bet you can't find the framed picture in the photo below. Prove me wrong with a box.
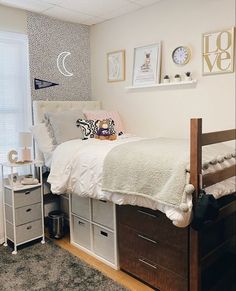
[132,43,161,87]
[202,27,235,75]
[107,50,125,82]
[8,172,19,186]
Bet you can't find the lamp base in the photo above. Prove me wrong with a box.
[21,148,31,162]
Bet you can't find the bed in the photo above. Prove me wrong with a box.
[32,100,236,291]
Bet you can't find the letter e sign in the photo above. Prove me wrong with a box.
[202,27,235,75]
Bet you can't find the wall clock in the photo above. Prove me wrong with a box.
[172,46,191,65]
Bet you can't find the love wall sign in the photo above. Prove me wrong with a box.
[202,27,235,75]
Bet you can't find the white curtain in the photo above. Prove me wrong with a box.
[0,31,31,243]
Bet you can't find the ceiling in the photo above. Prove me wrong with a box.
[0,0,161,25]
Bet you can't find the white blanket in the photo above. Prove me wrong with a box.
[48,136,235,227]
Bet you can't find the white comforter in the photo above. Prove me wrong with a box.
[48,136,235,227]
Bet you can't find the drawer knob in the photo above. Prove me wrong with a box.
[26,208,32,212]
[139,258,157,269]
[78,221,85,225]
[26,226,32,230]
[25,191,31,195]
[138,234,158,244]
[100,231,108,237]
[137,209,158,218]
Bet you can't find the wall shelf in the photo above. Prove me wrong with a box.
[125,79,197,90]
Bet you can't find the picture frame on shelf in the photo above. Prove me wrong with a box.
[132,43,161,87]
[202,27,235,75]
[107,50,125,82]
[7,172,19,186]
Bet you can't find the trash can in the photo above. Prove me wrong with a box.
[48,210,65,239]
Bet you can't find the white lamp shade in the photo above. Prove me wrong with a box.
[19,132,32,148]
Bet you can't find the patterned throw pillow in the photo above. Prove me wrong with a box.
[83,110,124,135]
[76,118,116,139]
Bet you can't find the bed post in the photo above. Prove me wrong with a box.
[189,118,202,291]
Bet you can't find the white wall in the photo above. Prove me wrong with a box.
[90,0,235,138]
[0,4,27,33]
[0,5,27,243]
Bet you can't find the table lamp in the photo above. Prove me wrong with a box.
[19,132,32,162]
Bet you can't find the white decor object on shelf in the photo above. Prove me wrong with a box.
[1,161,45,254]
[126,79,197,90]
[163,75,170,83]
[174,74,181,82]
[185,72,192,81]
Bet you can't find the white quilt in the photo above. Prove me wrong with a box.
[48,136,235,227]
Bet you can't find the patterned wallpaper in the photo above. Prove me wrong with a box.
[27,12,91,101]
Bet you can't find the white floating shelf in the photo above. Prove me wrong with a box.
[125,79,197,90]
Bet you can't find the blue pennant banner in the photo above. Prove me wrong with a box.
[34,78,59,90]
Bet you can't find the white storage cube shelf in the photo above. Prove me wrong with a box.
[70,194,118,269]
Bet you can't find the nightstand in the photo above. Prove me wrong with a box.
[1,161,45,254]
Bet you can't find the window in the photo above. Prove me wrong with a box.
[0,31,31,242]
[0,31,31,164]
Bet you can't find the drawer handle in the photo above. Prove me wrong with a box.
[99,200,107,203]
[78,221,85,225]
[26,226,32,230]
[138,234,158,245]
[25,191,31,195]
[100,231,108,237]
[137,210,158,218]
[26,208,32,212]
[139,258,157,270]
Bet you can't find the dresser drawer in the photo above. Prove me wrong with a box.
[92,199,114,229]
[5,203,42,226]
[118,223,188,278]
[93,225,114,263]
[6,219,42,244]
[119,248,188,291]
[5,186,41,208]
[71,195,90,220]
[73,216,91,250]
[117,205,188,250]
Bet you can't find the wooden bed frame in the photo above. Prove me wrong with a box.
[190,118,236,291]
[117,118,235,291]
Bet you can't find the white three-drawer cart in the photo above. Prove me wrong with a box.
[1,161,45,254]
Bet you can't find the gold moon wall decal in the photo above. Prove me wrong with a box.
[57,52,73,77]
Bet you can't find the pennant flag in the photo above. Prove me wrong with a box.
[34,78,59,90]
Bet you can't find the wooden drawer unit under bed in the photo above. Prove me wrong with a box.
[117,205,188,291]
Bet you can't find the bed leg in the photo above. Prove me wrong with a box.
[190,118,202,291]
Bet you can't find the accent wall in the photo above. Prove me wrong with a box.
[27,12,91,101]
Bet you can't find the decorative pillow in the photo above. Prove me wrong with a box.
[30,123,54,154]
[76,118,116,139]
[83,110,124,135]
[30,123,55,164]
[44,110,85,145]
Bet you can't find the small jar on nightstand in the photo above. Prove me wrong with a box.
[0,161,45,254]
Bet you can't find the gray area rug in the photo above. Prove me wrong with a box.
[0,240,128,291]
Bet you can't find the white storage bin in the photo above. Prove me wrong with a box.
[71,195,90,220]
[92,199,114,229]
[73,216,91,250]
[93,225,114,263]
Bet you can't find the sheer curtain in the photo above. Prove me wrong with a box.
[0,31,31,243]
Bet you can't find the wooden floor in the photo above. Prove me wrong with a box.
[54,234,154,291]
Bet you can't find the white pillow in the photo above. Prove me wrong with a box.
[30,123,55,161]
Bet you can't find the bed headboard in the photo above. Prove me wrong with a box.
[32,100,101,162]
[32,100,101,124]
